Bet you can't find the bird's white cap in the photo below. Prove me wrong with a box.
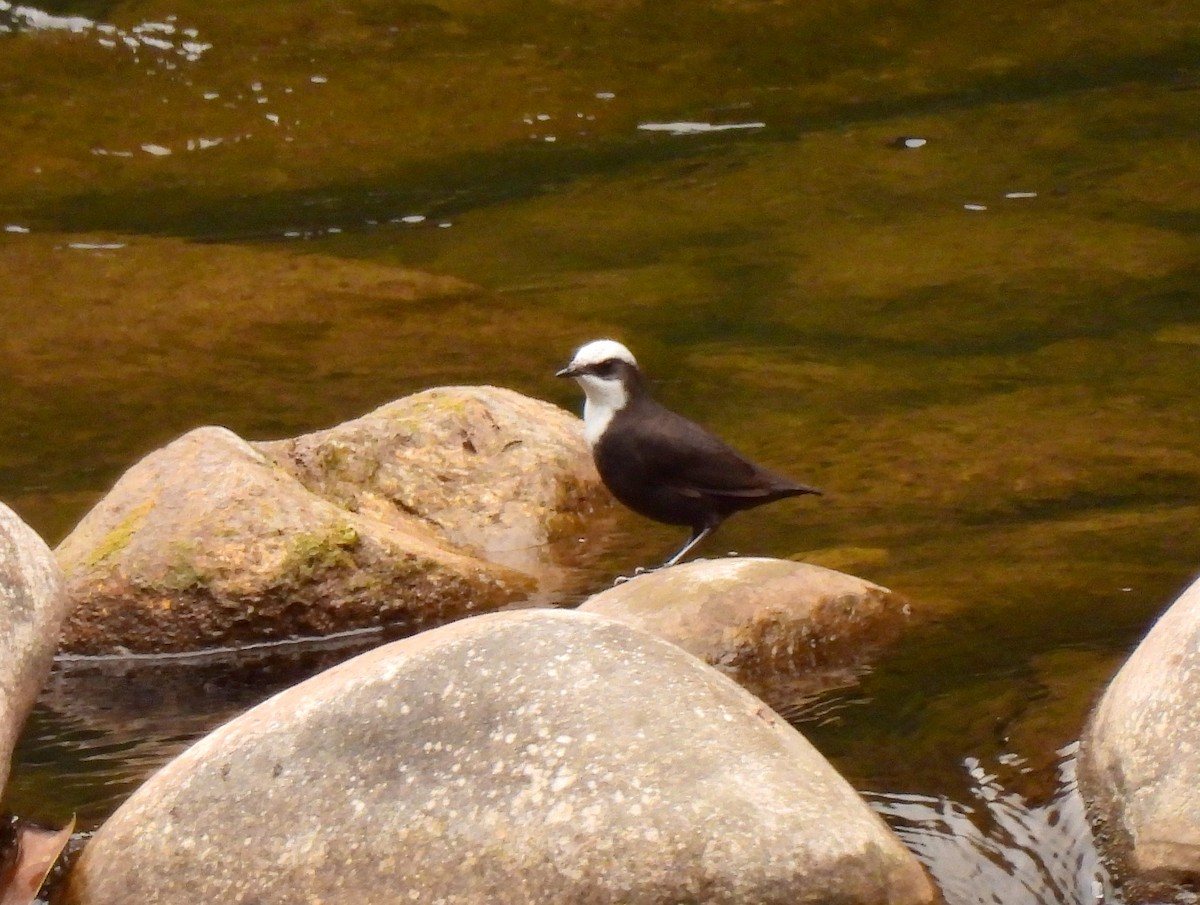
[567,339,637,370]
[560,339,639,448]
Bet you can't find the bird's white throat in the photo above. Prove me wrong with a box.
[576,374,629,448]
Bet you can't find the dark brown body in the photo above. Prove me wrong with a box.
[592,377,819,537]
[559,347,820,566]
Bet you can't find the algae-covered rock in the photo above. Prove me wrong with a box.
[0,502,71,795]
[57,387,606,654]
[1078,573,1200,899]
[579,557,911,703]
[61,609,935,905]
[256,385,606,577]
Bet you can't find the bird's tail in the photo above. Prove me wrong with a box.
[781,482,822,498]
[764,469,822,497]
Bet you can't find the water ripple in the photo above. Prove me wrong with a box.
[869,746,1118,905]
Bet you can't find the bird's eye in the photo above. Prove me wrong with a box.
[593,360,618,378]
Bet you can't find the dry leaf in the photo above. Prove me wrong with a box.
[0,815,76,905]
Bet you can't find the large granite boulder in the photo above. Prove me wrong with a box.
[62,609,935,905]
[579,558,911,704]
[256,385,602,576]
[0,502,72,796]
[57,387,608,654]
[1078,573,1200,898]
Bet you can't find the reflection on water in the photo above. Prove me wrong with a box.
[14,708,194,829]
[871,747,1116,905]
[9,630,394,827]
[636,121,767,136]
[0,2,209,64]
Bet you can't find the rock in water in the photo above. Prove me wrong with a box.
[0,502,71,796]
[56,387,608,655]
[580,558,911,704]
[256,385,605,576]
[56,426,523,654]
[62,609,935,905]
[1079,574,1200,896]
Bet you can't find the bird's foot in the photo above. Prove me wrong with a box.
[612,565,669,586]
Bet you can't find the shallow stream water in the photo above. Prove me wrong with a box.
[2,0,1199,901]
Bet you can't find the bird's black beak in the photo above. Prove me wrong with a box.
[555,365,579,379]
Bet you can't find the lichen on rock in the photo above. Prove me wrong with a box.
[56,388,609,655]
[60,609,935,905]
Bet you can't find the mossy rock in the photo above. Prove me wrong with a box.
[58,387,609,655]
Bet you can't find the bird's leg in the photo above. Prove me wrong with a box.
[613,524,719,584]
[662,525,714,568]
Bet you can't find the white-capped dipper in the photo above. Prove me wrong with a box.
[557,339,821,568]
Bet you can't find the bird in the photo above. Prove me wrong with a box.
[556,339,821,569]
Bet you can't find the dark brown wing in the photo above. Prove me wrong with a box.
[617,399,819,499]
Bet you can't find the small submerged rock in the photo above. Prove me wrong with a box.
[56,387,608,655]
[0,502,71,797]
[579,557,912,704]
[61,608,934,905]
[1078,573,1200,898]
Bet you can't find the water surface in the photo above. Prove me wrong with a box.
[2,0,1199,901]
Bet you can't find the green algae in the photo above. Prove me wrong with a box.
[78,499,154,570]
[281,522,361,581]
[160,561,208,594]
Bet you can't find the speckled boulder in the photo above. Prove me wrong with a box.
[579,557,912,703]
[1079,573,1200,898]
[256,385,607,577]
[62,609,935,905]
[57,387,607,654]
[0,502,71,795]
